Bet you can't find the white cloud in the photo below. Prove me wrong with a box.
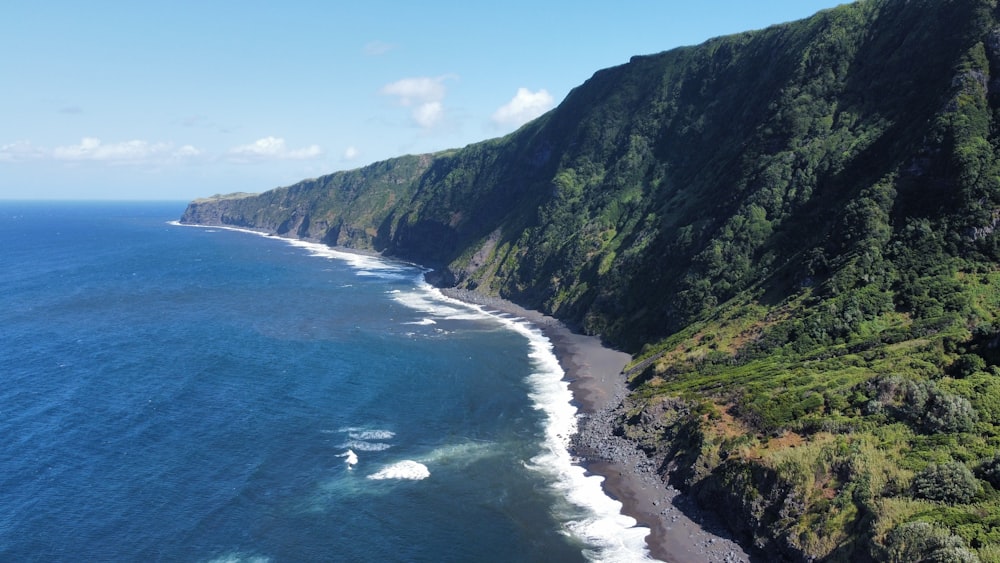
[492,88,555,128]
[52,137,184,162]
[343,146,360,160]
[0,140,45,161]
[228,136,323,161]
[3,135,334,167]
[229,136,284,157]
[380,77,447,106]
[412,101,444,128]
[381,75,455,129]
[175,145,201,157]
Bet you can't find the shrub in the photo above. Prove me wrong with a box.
[875,376,979,433]
[912,461,982,504]
[883,521,980,562]
[922,390,978,433]
[978,453,1000,489]
[952,353,986,378]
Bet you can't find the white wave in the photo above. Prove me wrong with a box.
[337,449,358,467]
[520,333,653,561]
[172,222,421,282]
[524,365,651,561]
[403,318,437,326]
[342,440,392,452]
[347,429,396,441]
[282,239,418,282]
[391,284,492,322]
[170,221,275,239]
[366,460,430,481]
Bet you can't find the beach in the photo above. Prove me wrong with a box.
[442,288,753,563]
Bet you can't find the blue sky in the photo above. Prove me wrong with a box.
[1,1,850,200]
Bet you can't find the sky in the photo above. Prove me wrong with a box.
[1,1,852,200]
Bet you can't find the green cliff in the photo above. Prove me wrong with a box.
[182,0,1000,559]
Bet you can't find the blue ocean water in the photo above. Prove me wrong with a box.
[0,202,649,562]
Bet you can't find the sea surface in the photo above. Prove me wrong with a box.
[0,201,650,562]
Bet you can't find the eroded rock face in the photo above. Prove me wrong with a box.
[180,196,276,232]
[179,198,237,227]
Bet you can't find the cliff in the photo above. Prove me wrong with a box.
[183,1,1000,560]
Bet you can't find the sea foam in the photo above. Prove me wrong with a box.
[338,449,358,467]
[282,239,416,281]
[366,460,430,481]
[346,429,396,441]
[502,317,653,562]
[341,440,392,452]
[403,318,436,326]
[390,287,492,322]
[172,223,418,282]
[339,427,395,451]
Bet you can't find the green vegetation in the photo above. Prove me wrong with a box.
[183,0,1000,559]
[913,462,982,504]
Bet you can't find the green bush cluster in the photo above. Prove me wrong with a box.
[872,376,979,434]
[912,461,982,504]
[882,522,980,562]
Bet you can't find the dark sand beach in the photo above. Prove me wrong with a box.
[442,289,752,563]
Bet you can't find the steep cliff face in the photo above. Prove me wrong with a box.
[185,0,996,349]
[180,154,436,248]
[184,1,1000,559]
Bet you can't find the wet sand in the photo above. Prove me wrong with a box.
[441,289,752,563]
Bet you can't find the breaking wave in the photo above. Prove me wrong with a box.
[366,460,430,481]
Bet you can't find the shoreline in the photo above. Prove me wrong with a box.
[177,224,752,561]
[440,289,752,563]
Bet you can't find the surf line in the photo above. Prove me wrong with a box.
[415,284,654,562]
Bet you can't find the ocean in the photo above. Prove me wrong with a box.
[0,201,650,562]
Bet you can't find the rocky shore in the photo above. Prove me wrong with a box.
[572,384,755,563]
[441,288,754,563]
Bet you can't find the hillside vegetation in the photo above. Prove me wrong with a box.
[182,0,1000,559]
